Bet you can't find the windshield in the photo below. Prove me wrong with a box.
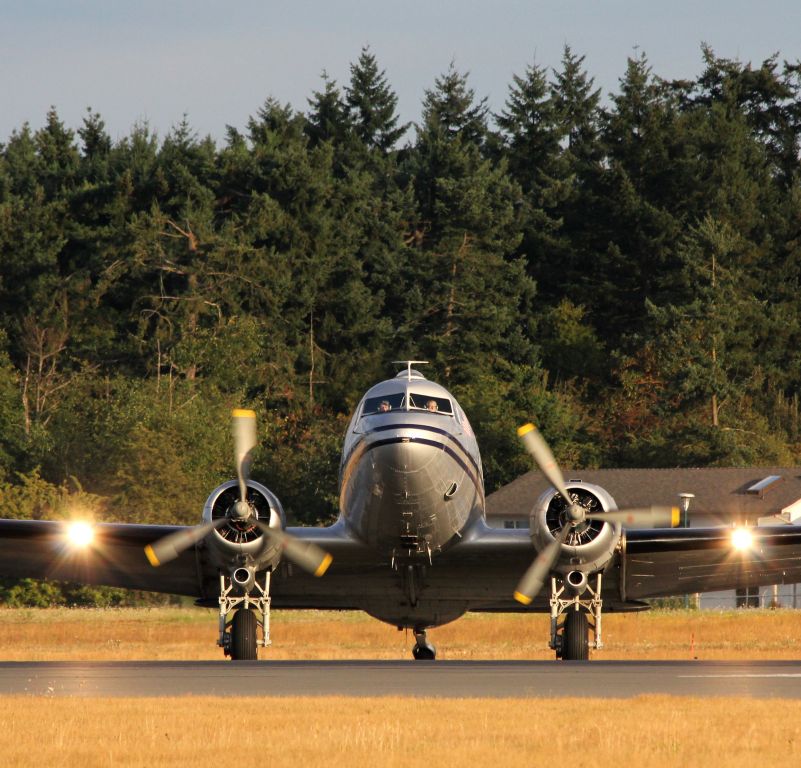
[362,393,405,415]
[361,392,453,416]
[408,393,452,414]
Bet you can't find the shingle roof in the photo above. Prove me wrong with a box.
[485,467,801,525]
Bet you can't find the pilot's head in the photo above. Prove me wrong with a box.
[378,400,391,412]
[426,400,438,412]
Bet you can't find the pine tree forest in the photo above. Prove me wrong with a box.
[3,46,801,587]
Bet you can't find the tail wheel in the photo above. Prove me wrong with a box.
[231,608,258,660]
[562,610,589,661]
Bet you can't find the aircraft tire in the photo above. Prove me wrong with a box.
[231,608,258,660]
[412,643,436,661]
[562,610,589,661]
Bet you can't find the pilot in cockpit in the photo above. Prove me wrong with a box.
[378,400,392,412]
[426,400,438,412]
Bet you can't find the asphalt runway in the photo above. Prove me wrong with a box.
[1,660,801,698]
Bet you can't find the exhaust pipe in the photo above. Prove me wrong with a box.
[231,566,255,593]
[565,569,588,596]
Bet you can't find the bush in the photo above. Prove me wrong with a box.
[0,578,183,608]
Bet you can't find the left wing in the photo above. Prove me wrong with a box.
[378,523,801,610]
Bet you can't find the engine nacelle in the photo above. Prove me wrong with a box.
[201,479,286,570]
[530,482,622,576]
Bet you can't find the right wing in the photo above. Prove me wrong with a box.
[0,519,203,597]
[0,517,386,608]
[623,526,801,600]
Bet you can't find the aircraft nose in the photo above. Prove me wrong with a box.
[375,434,445,475]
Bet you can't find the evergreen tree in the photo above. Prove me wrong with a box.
[407,65,535,385]
[643,216,781,462]
[496,61,566,291]
[346,46,408,151]
[589,52,684,342]
[551,46,603,171]
[420,63,488,146]
[527,47,604,308]
[307,73,351,145]
[497,61,563,198]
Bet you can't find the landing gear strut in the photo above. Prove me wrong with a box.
[550,573,603,661]
[218,571,272,660]
[412,628,436,660]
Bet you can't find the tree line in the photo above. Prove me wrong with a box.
[1,44,801,541]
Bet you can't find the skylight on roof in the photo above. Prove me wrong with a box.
[746,475,784,496]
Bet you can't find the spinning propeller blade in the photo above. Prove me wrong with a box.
[513,523,570,605]
[145,409,332,575]
[144,518,228,567]
[585,506,680,529]
[513,423,680,604]
[254,521,332,577]
[232,408,257,504]
[516,424,571,501]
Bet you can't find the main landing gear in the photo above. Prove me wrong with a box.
[218,571,272,661]
[550,573,603,661]
[412,628,436,660]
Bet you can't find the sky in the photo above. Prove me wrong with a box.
[2,0,800,144]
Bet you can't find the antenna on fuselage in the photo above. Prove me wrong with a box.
[391,360,429,381]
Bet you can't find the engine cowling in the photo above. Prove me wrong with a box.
[530,481,622,576]
[201,479,285,569]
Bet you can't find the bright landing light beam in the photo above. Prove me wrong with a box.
[731,526,754,551]
[66,521,95,549]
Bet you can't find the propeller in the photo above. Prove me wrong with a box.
[144,409,332,577]
[513,522,571,606]
[144,518,228,567]
[513,423,679,605]
[232,408,256,515]
[254,521,332,576]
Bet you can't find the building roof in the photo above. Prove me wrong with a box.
[485,467,801,525]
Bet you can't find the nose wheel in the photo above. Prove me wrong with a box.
[562,609,589,660]
[550,573,602,661]
[219,572,272,661]
[412,628,436,660]
[230,608,258,660]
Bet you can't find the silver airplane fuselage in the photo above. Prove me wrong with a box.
[339,369,484,562]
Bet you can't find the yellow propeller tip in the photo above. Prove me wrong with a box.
[144,545,161,567]
[314,553,333,577]
[671,507,681,527]
[517,423,535,437]
[513,591,532,605]
[232,409,256,419]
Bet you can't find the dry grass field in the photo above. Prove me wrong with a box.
[2,610,800,767]
[1,695,800,768]
[0,605,798,660]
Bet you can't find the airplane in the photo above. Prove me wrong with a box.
[0,361,800,661]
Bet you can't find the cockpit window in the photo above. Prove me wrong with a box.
[362,393,405,415]
[409,393,452,415]
[361,392,453,416]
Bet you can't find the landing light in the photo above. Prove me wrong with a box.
[731,526,753,552]
[66,521,95,549]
